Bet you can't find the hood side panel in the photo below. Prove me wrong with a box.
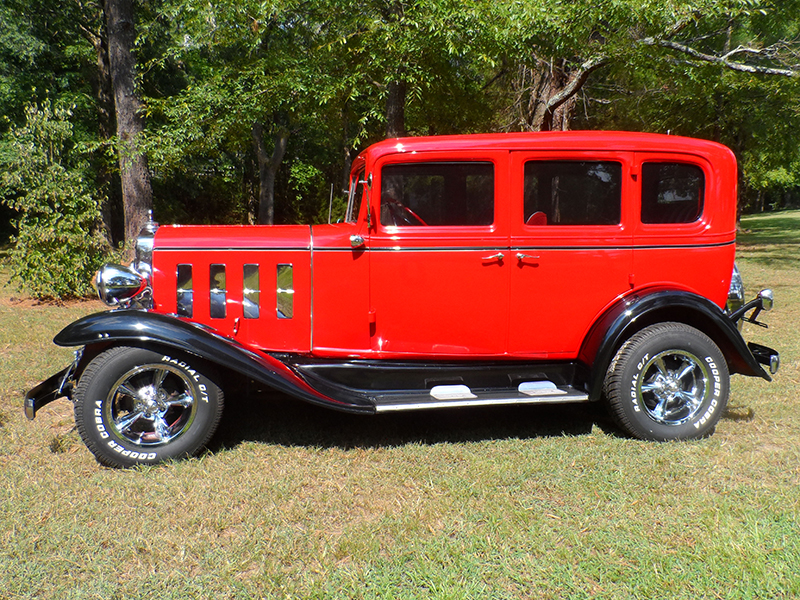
[151,225,312,353]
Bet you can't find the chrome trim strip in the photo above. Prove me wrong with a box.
[363,241,735,252]
[156,239,733,253]
[622,241,735,250]
[157,247,311,252]
[375,391,589,412]
[158,240,733,254]
[369,247,509,252]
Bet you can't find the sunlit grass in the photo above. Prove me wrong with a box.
[1,212,798,598]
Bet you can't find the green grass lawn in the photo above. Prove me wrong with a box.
[1,212,799,599]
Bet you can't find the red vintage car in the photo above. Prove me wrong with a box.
[25,132,779,467]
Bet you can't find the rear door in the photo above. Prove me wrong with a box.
[508,151,635,357]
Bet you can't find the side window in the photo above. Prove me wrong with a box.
[380,162,494,226]
[524,161,622,226]
[345,169,365,223]
[641,163,704,224]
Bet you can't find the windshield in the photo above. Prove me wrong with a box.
[345,169,366,223]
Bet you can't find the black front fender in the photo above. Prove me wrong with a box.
[52,310,374,413]
[580,289,772,401]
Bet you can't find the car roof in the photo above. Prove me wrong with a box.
[358,131,734,163]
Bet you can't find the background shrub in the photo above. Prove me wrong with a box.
[0,102,111,299]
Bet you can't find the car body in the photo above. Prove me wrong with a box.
[25,131,780,467]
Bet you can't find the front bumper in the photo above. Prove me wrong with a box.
[748,342,780,376]
[728,288,779,379]
[24,357,78,420]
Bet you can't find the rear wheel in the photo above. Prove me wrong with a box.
[604,323,729,441]
[74,346,224,467]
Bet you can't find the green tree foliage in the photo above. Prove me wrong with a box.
[0,102,111,299]
[581,0,800,210]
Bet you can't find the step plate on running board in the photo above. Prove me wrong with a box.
[374,386,589,413]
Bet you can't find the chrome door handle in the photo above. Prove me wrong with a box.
[516,253,540,261]
[481,253,505,262]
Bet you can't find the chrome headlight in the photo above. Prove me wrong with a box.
[758,289,774,312]
[95,264,148,307]
[727,264,745,330]
[134,210,159,284]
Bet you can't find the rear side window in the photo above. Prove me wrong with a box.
[380,162,494,226]
[524,161,621,225]
[641,163,704,224]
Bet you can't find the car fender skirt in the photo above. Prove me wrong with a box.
[581,290,772,401]
[53,310,374,413]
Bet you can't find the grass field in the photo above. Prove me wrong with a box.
[1,211,799,599]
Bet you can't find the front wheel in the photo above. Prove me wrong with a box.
[603,323,729,441]
[74,346,224,467]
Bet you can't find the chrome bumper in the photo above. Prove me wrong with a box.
[748,342,780,375]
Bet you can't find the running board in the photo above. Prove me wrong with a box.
[374,385,589,413]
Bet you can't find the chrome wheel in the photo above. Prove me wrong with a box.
[637,350,709,426]
[75,346,224,467]
[604,322,729,441]
[104,363,197,446]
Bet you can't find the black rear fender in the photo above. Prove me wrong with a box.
[580,289,771,401]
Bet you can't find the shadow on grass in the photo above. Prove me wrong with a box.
[737,212,800,269]
[210,387,618,453]
[735,241,800,269]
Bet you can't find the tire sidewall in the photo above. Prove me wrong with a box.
[76,347,222,467]
[615,326,729,441]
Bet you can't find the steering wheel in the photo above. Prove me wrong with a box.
[384,198,428,226]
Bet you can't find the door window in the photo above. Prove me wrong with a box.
[380,162,494,227]
[523,161,622,226]
[641,162,704,224]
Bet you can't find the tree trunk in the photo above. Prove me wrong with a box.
[105,0,152,247]
[252,122,289,225]
[89,5,124,246]
[513,56,607,132]
[93,31,124,245]
[75,1,124,246]
[385,81,407,138]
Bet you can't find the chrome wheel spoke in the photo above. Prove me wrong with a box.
[641,379,660,393]
[117,383,141,400]
[675,360,696,382]
[165,392,193,410]
[653,356,669,378]
[652,397,669,420]
[115,410,146,433]
[153,416,171,442]
[152,368,169,390]
[677,389,702,411]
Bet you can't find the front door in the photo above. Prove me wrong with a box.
[369,152,510,357]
